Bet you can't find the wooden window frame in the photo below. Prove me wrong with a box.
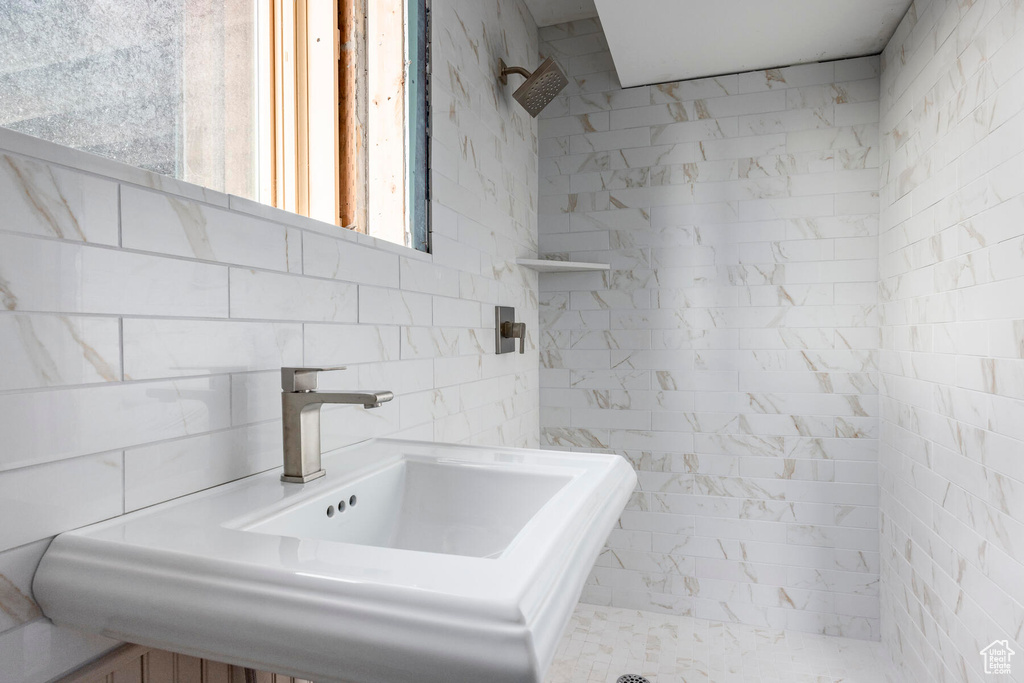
[260,0,426,249]
[57,643,312,683]
[263,0,345,227]
[338,0,369,231]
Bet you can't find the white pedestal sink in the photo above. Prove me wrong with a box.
[34,439,636,683]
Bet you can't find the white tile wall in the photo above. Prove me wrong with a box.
[878,1,1024,682]
[539,19,882,640]
[0,0,540,679]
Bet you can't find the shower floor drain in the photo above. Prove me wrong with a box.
[616,675,651,683]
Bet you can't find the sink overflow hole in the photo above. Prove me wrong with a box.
[616,676,650,683]
[326,505,335,518]
[349,495,358,507]
[337,500,346,512]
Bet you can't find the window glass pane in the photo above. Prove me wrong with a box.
[0,0,258,199]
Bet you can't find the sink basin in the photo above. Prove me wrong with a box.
[247,459,573,558]
[33,439,636,683]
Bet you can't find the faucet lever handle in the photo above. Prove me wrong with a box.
[281,366,347,392]
[501,321,527,354]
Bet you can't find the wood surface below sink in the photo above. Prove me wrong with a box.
[59,644,307,683]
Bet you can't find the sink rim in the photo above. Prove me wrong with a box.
[58,439,612,610]
[33,438,637,683]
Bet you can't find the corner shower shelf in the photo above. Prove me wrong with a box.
[516,258,610,273]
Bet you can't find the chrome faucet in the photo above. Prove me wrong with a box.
[280,367,394,483]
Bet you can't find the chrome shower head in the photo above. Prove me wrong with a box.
[499,56,568,117]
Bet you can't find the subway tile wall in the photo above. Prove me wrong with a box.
[537,20,883,639]
[0,0,540,680]
[878,0,1024,681]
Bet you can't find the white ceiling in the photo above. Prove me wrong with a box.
[524,0,598,27]
[593,0,912,87]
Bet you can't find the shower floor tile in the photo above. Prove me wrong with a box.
[545,604,904,683]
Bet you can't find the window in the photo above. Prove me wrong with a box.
[0,0,429,251]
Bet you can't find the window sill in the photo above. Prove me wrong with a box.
[0,127,431,262]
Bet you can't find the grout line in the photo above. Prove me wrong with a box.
[0,311,378,325]
[118,317,125,381]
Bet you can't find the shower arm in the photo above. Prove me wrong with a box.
[498,59,533,85]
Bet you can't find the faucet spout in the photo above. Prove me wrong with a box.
[293,390,395,409]
[279,367,394,483]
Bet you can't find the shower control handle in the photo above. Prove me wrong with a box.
[495,306,526,355]
[501,321,526,354]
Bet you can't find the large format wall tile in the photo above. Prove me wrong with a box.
[228,268,358,322]
[122,319,303,380]
[0,376,232,472]
[121,186,302,273]
[302,231,402,288]
[0,233,229,317]
[0,152,119,245]
[124,422,282,511]
[0,452,123,553]
[539,23,881,640]
[878,1,1024,682]
[0,539,48,635]
[0,620,117,683]
[0,315,121,391]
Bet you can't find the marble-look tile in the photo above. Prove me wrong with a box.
[229,371,282,426]
[0,153,118,245]
[303,231,400,288]
[0,314,120,391]
[399,257,461,298]
[229,268,358,322]
[432,295,482,328]
[121,186,301,272]
[878,2,1024,682]
[122,319,303,380]
[570,128,651,154]
[401,326,462,360]
[0,539,48,635]
[0,452,123,553]
[349,359,436,396]
[125,421,281,511]
[539,31,881,641]
[304,324,401,366]
[0,376,231,472]
[0,619,119,683]
[358,287,433,326]
[399,387,463,431]
[227,192,355,240]
[738,63,837,94]
[320,399,402,452]
[0,233,229,318]
[0,127,229,208]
